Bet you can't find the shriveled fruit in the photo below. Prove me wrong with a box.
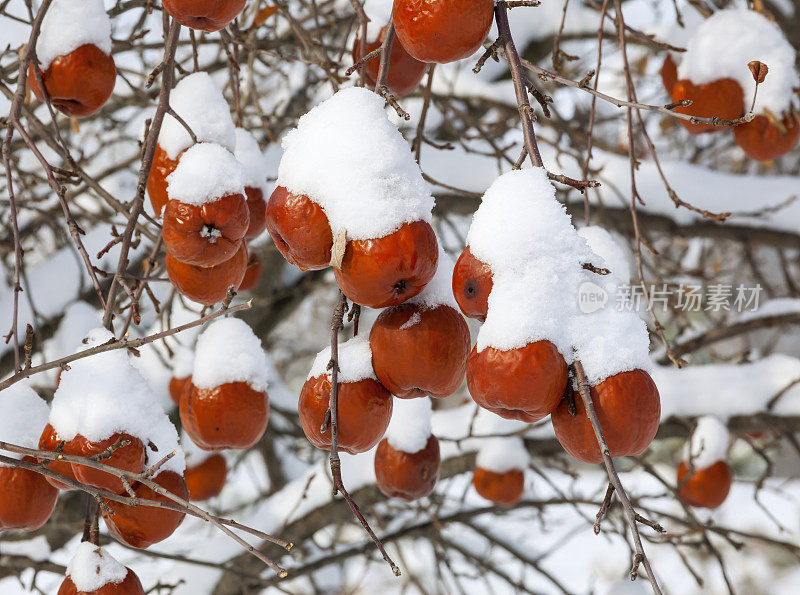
[180,382,269,450]
[393,0,494,64]
[370,303,469,398]
[0,457,58,531]
[39,423,79,490]
[551,369,661,464]
[472,467,524,506]
[162,194,250,267]
[660,54,678,95]
[733,112,800,161]
[672,78,744,134]
[466,341,568,423]
[677,460,732,509]
[166,241,247,306]
[57,568,145,595]
[374,435,440,500]
[70,432,146,495]
[244,187,268,241]
[102,470,188,549]
[29,44,116,118]
[146,145,180,218]
[299,375,392,454]
[162,0,246,32]
[334,220,438,308]
[452,246,492,321]
[185,454,227,501]
[266,186,333,270]
[352,26,427,97]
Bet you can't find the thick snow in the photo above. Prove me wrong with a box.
[49,328,185,474]
[159,72,237,160]
[308,335,378,383]
[0,380,50,463]
[677,9,799,115]
[276,87,434,240]
[172,345,194,379]
[66,542,128,592]
[36,0,112,71]
[475,436,530,474]
[682,415,730,470]
[408,242,459,310]
[191,318,269,392]
[234,128,269,194]
[384,397,432,453]
[577,226,631,282]
[166,143,246,205]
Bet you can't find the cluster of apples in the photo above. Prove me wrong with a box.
[676,416,733,510]
[172,318,270,501]
[452,168,661,465]
[663,9,799,161]
[147,74,267,305]
[352,0,494,97]
[28,328,190,550]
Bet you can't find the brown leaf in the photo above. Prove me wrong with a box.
[748,61,768,84]
[253,6,279,26]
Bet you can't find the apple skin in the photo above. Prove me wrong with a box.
[393,0,494,64]
[374,435,440,501]
[185,453,227,501]
[29,44,116,118]
[352,26,427,98]
[452,246,492,321]
[0,458,58,531]
[466,340,568,423]
[472,467,524,506]
[299,375,393,455]
[166,241,247,306]
[69,432,146,495]
[266,186,333,271]
[677,460,732,509]
[672,78,744,134]
[552,369,661,464]
[733,113,800,162]
[244,187,268,241]
[162,0,246,32]
[370,303,469,399]
[334,221,438,308]
[38,423,79,490]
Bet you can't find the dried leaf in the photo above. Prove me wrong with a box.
[253,6,279,26]
[330,230,347,269]
[748,61,768,84]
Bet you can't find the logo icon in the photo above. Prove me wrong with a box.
[578,281,608,314]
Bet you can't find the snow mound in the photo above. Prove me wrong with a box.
[408,242,460,310]
[159,72,236,160]
[0,381,50,464]
[172,345,195,379]
[37,0,112,71]
[166,143,246,205]
[234,128,269,194]
[385,397,432,453]
[66,542,128,592]
[475,436,529,474]
[578,226,631,281]
[683,415,729,471]
[678,9,799,115]
[49,328,184,474]
[192,318,268,392]
[308,335,378,383]
[276,87,434,240]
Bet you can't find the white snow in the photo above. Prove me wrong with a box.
[408,242,460,310]
[166,143,246,205]
[191,318,269,393]
[66,542,128,592]
[172,345,195,379]
[36,0,112,71]
[475,436,529,474]
[276,87,434,241]
[308,335,378,383]
[181,430,213,467]
[0,380,50,464]
[362,0,393,39]
[677,9,799,115]
[682,415,730,470]
[384,397,432,453]
[577,226,631,281]
[159,72,236,160]
[49,328,185,474]
[234,128,269,194]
